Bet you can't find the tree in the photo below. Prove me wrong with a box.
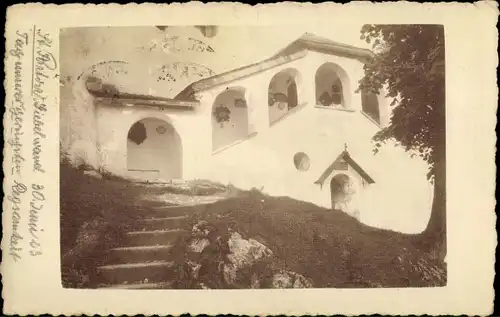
[357,25,446,259]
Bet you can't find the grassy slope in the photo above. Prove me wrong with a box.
[60,162,169,288]
[171,190,446,288]
[60,161,227,287]
[61,162,446,288]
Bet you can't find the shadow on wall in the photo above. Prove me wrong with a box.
[212,87,250,151]
[315,62,350,109]
[268,68,301,124]
[330,173,359,219]
[127,117,182,179]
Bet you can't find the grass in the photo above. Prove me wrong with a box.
[60,159,446,289]
[60,159,228,288]
[169,190,447,288]
[60,160,170,288]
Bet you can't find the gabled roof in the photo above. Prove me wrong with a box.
[86,76,199,109]
[174,33,374,101]
[273,33,374,62]
[314,150,375,186]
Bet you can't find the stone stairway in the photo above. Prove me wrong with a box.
[96,204,205,289]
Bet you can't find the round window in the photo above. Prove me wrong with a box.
[293,152,310,171]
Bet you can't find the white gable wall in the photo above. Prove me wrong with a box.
[67,44,432,233]
[193,51,432,233]
[199,100,433,233]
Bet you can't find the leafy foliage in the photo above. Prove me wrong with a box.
[357,24,446,181]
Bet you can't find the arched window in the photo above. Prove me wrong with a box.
[212,87,250,151]
[315,63,350,108]
[361,91,381,125]
[268,68,301,124]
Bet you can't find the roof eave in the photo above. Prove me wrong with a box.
[343,152,376,184]
[314,150,375,186]
[93,95,199,109]
[174,49,308,100]
[301,42,374,62]
[86,76,199,109]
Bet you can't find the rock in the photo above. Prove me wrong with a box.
[188,238,210,253]
[223,264,238,285]
[83,170,102,179]
[192,220,210,236]
[223,232,273,285]
[271,270,313,288]
[250,273,260,289]
[197,282,210,289]
[170,179,188,185]
[227,232,273,266]
[72,218,103,256]
[187,260,202,279]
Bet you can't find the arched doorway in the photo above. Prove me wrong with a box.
[315,62,350,108]
[212,87,250,151]
[268,68,301,124]
[330,173,359,218]
[127,117,182,179]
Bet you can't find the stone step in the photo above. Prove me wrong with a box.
[146,204,212,217]
[124,229,187,247]
[97,261,175,285]
[100,282,173,289]
[105,245,174,264]
[140,216,189,231]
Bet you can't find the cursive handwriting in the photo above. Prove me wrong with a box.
[32,27,56,173]
[7,181,27,261]
[29,184,44,256]
[8,31,28,176]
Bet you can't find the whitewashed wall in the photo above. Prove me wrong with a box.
[194,52,432,234]
[60,26,432,233]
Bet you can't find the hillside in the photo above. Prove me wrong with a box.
[168,191,446,288]
[60,161,446,289]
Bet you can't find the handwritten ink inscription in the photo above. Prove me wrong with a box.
[6,181,46,259]
[7,181,27,261]
[8,31,28,177]
[5,26,52,261]
[7,30,29,262]
[29,184,45,256]
[32,28,56,174]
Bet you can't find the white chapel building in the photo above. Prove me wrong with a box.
[60,26,433,233]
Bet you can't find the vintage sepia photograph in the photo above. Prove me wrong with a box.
[59,24,447,290]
